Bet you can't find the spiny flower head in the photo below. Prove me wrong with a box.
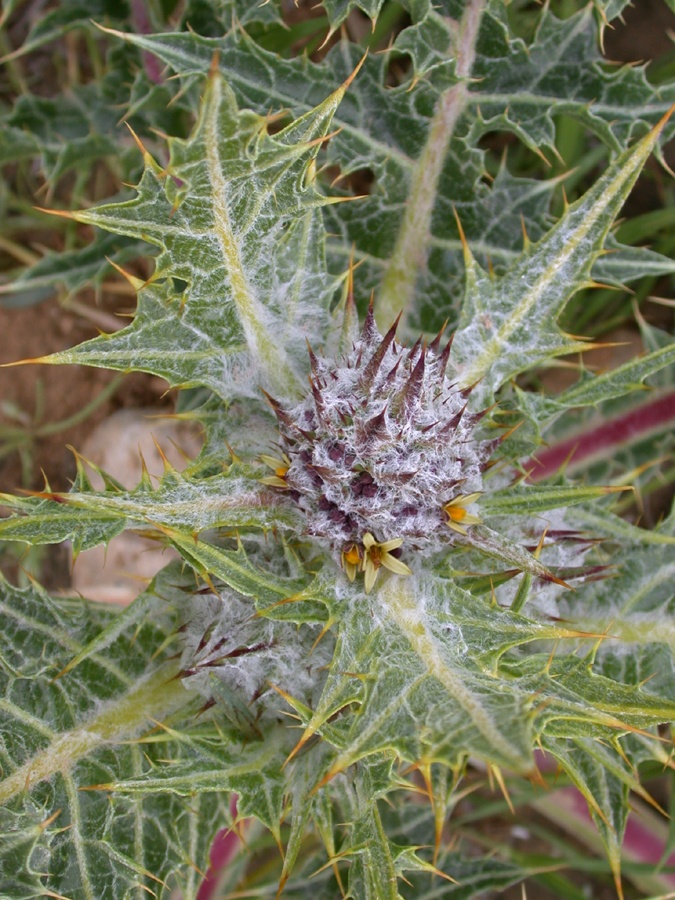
[264,306,497,590]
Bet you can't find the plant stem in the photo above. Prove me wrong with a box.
[526,391,675,481]
[533,787,675,896]
[0,663,189,805]
[376,0,485,330]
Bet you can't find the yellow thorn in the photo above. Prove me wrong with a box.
[303,126,343,151]
[312,764,344,794]
[543,640,560,676]
[267,682,300,708]
[318,25,338,52]
[339,50,368,91]
[150,434,175,473]
[109,256,147,291]
[452,205,471,263]
[138,446,150,483]
[419,862,458,884]
[324,192,369,207]
[254,592,307,616]
[654,100,675,132]
[530,143,551,168]
[124,122,152,160]
[0,354,57,368]
[520,213,530,250]
[39,808,63,832]
[491,765,514,815]
[283,725,318,768]
[406,73,421,93]
[310,619,334,655]
[33,205,77,220]
[561,185,569,212]
[200,571,219,596]
[533,526,548,559]
[225,441,240,464]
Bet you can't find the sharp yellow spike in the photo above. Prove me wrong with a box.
[452,205,472,265]
[267,682,305,712]
[530,143,551,168]
[255,592,307,615]
[137,446,151,484]
[0,354,57,368]
[406,73,421,93]
[528,760,547,790]
[490,765,515,815]
[303,126,342,151]
[324,192,369,207]
[347,243,356,304]
[223,440,240,465]
[561,185,570,212]
[125,122,153,160]
[533,526,548,559]
[275,872,290,900]
[184,856,207,880]
[150,434,175,474]
[543,639,560,676]
[312,764,344,794]
[309,847,354,879]
[33,205,77,220]
[418,861,458,884]
[283,725,318,768]
[520,213,530,250]
[39,808,64,832]
[318,25,338,52]
[264,107,290,131]
[310,618,335,655]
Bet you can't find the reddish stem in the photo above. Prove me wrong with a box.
[130,0,165,84]
[197,795,243,900]
[525,391,675,481]
[558,786,675,887]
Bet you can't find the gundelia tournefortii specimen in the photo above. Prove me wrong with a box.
[1,1,675,898]
[263,307,497,592]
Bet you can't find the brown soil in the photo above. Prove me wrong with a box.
[0,295,173,587]
[603,0,675,62]
[0,297,172,495]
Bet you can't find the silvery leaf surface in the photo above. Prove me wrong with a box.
[39,70,347,402]
[100,6,675,332]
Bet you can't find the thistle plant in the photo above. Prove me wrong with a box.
[263,307,496,590]
[1,2,675,898]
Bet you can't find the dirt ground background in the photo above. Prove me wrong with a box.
[1,0,674,589]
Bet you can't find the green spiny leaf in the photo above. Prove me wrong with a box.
[320,0,386,32]
[0,574,227,900]
[100,14,675,329]
[0,470,298,554]
[451,109,673,402]
[347,801,398,900]
[519,343,675,429]
[39,69,349,399]
[481,484,626,517]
